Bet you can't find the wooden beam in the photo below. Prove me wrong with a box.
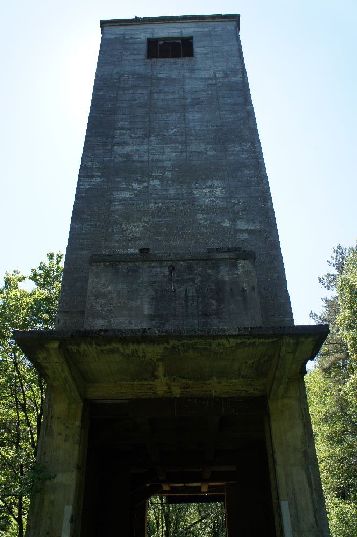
[201,482,208,493]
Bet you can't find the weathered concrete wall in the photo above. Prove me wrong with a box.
[269,378,330,537]
[25,391,85,537]
[85,250,262,330]
[57,16,293,330]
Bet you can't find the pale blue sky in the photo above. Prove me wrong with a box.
[1,0,356,323]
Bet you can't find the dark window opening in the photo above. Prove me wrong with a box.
[147,37,193,59]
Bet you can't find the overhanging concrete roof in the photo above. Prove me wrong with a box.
[15,325,328,401]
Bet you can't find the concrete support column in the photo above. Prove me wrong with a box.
[268,378,330,537]
[225,451,276,537]
[94,466,131,536]
[81,459,131,537]
[132,500,147,537]
[25,388,85,537]
[225,483,244,537]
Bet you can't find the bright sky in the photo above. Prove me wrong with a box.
[1,0,356,324]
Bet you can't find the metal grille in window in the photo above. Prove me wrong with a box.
[147,37,193,59]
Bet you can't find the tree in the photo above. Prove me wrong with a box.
[147,496,226,537]
[337,248,357,358]
[0,253,63,537]
[306,245,357,537]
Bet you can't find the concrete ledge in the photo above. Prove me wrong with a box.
[100,14,240,30]
[90,247,256,264]
[14,324,329,342]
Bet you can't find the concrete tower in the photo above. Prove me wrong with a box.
[16,15,330,537]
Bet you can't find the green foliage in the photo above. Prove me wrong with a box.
[306,245,357,537]
[147,497,226,537]
[337,248,357,358]
[0,253,63,537]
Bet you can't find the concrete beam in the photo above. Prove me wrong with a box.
[15,326,328,401]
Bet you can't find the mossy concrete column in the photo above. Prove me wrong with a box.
[25,342,86,537]
[269,378,330,537]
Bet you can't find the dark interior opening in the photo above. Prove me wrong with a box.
[147,37,193,59]
[80,398,276,536]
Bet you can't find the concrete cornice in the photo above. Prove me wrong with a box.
[14,324,329,342]
[100,14,240,31]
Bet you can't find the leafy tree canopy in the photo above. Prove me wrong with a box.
[0,253,63,537]
[306,245,357,537]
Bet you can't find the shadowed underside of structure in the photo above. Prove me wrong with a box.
[82,398,275,535]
